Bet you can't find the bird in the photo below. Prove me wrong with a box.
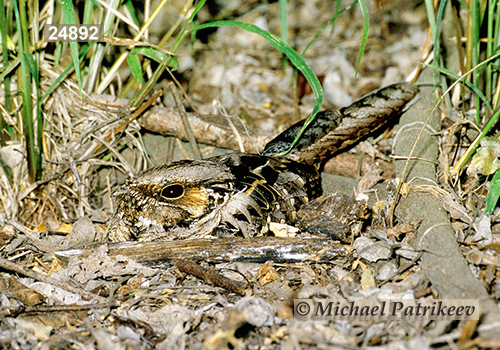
[107,153,321,241]
[107,82,418,242]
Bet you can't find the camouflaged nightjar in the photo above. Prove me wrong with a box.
[107,82,418,242]
[107,153,321,241]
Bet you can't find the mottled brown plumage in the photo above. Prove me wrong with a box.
[107,153,320,241]
[262,82,419,164]
[107,82,418,242]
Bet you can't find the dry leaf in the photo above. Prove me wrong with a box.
[8,277,45,306]
[361,268,376,290]
[257,263,279,286]
[386,220,420,240]
[357,168,383,195]
[469,215,493,246]
[54,223,72,234]
[13,319,53,341]
[0,224,15,249]
[353,237,392,262]
[269,222,298,237]
[467,136,500,175]
[441,194,472,224]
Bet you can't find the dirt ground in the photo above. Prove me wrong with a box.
[1,0,500,349]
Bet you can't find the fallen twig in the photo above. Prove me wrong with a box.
[0,302,119,317]
[139,106,272,154]
[176,259,250,296]
[56,237,349,266]
[168,82,202,159]
[90,90,163,156]
[0,256,106,302]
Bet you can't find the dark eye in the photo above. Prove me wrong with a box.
[160,184,184,199]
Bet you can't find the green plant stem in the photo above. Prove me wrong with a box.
[354,0,369,78]
[119,0,184,99]
[437,46,500,174]
[129,0,204,108]
[0,0,11,145]
[473,0,481,124]
[14,0,38,182]
[492,0,500,109]
[87,0,121,93]
[83,0,95,24]
[33,0,42,182]
[486,0,495,101]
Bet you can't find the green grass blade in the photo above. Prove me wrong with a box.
[434,0,447,46]
[424,0,436,41]
[82,0,94,24]
[473,0,482,124]
[41,43,95,102]
[301,0,355,56]
[486,0,495,100]
[354,0,369,78]
[125,45,178,94]
[486,169,500,214]
[434,0,446,67]
[23,51,42,160]
[23,52,39,86]
[425,63,493,112]
[131,46,178,66]
[123,0,140,27]
[13,0,37,182]
[424,0,439,85]
[130,0,206,108]
[454,107,500,173]
[0,56,20,82]
[127,46,180,86]
[0,0,11,144]
[59,0,83,97]
[493,1,500,109]
[192,20,324,155]
[127,53,143,86]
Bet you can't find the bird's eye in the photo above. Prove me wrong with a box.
[160,184,184,199]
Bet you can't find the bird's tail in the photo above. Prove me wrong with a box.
[261,82,419,165]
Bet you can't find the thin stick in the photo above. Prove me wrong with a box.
[166,136,176,164]
[91,90,163,156]
[56,237,348,265]
[176,259,250,296]
[0,302,119,317]
[0,256,105,302]
[165,66,199,114]
[168,82,202,159]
